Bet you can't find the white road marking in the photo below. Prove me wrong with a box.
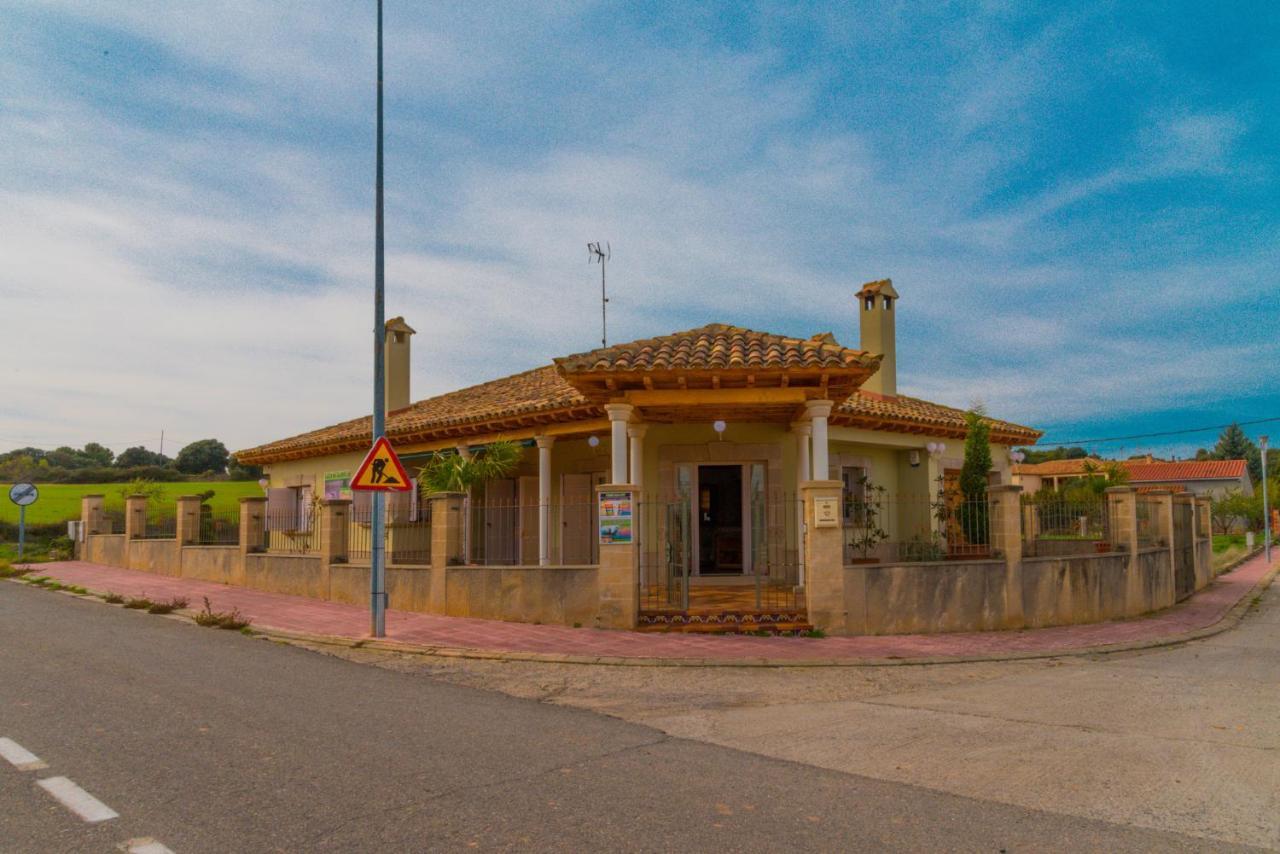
[36,776,119,823]
[0,737,47,771]
[127,839,176,854]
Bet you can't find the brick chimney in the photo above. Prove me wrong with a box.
[384,317,416,413]
[857,279,897,397]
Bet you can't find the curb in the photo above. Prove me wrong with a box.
[8,557,1276,669]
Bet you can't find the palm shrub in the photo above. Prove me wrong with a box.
[416,440,523,496]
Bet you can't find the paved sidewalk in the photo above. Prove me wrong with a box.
[20,553,1276,665]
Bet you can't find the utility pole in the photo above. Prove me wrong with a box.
[1262,435,1271,564]
[369,0,388,637]
[159,429,164,457]
[588,241,610,347]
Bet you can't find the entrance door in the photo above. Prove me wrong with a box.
[697,464,745,575]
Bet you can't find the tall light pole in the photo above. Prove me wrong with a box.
[1261,435,1271,564]
[369,0,388,637]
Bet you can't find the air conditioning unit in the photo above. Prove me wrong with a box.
[67,520,83,542]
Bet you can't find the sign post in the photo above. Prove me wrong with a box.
[368,0,388,638]
[8,482,39,562]
[350,436,411,637]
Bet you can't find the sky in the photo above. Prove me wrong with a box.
[1,1,1277,462]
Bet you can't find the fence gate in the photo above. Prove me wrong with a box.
[638,497,690,612]
[1173,500,1195,600]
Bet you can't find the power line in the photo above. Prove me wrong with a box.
[1038,415,1280,447]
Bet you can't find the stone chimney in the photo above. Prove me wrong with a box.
[857,279,898,396]
[384,317,416,413]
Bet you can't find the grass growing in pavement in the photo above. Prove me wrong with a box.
[123,596,155,610]
[193,596,252,631]
[146,597,189,615]
[103,591,125,604]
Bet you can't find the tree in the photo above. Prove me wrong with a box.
[1019,445,1088,464]
[82,442,114,466]
[115,446,171,468]
[117,477,168,503]
[957,409,992,547]
[175,439,230,475]
[417,440,522,494]
[1209,423,1262,484]
[227,455,263,481]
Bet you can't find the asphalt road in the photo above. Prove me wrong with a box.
[0,582,1252,853]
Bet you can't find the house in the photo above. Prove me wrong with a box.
[1012,457,1252,498]
[235,280,1041,612]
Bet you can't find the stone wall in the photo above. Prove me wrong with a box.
[442,565,598,625]
[846,559,1011,635]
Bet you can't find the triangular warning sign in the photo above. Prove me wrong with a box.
[351,436,412,492]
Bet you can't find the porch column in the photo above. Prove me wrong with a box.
[805,400,833,480]
[604,403,634,484]
[628,423,648,489]
[536,435,555,566]
[792,422,811,587]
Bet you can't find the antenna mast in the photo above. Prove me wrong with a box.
[588,241,610,347]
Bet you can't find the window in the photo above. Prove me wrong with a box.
[841,466,868,526]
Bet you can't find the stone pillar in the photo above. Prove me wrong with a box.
[1173,494,1200,588]
[81,494,105,536]
[239,497,267,555]
[805,400,833,480]
[792,423,812,587]
[1150,489,1174,555]
[1195,496,1212,541]
[987,484,1025,628]
[1021,502,1040,543]
[594,484,637,629]
[124,494,148,541]
[536,436,555,567]
[175,495,203,545]
[428,492,466,614]
[604,403,633,484]
[802,479,846,634]
[1106,486,1144,614]
[319,499,351,565]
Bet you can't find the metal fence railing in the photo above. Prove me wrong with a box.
[1136,495,1160,546]
[141,510,176,539]
[101,508,126,534]
[348,501,432,565]
[198,507,240,545]
[841,491,992,564]
[463,498,598,567]
[263,508,317,554]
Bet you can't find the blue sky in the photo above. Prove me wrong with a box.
[1,1,1276,460]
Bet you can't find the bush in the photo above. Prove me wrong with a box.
[193,596,252,630]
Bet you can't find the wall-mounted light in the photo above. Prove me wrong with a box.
[713,420,727,441]
[1009,449,1026,464]
[587,435,600,448]
[926,442,947,458]
[258,477,269,493]
[908,450,921,468]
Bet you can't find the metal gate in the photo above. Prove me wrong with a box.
[638,497,691,611]
[1173,500,1195,600]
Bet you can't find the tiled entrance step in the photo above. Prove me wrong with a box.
[638,610,814,635]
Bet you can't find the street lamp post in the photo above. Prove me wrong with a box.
[369,0,388,637]
[1261,435,1271,564]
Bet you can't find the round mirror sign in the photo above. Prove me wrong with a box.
[8,482,38,507]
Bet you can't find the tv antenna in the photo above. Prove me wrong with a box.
[588,241,610,347]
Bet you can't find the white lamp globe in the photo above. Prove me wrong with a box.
[713,420,727,434]
[587,436,600,448]
[257,478,269,492]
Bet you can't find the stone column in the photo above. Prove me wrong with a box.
[802,479,846,634]
[792,423,812,587]
[175,495,203,546]
[604,403,633,484]
[536,436,555,566]
[1150,489,1174,555]
[594,483,638,629]
[428,492,466,614]
[81,494,105,536]
[1106,486,1146,614]
[239,497,266,555]
[628,423,647,489]
[805,400,834,481]
[987,484,1025,628]
[124,494,148,541]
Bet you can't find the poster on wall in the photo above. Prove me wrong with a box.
[323,471,352,500]
[598,490,633,544]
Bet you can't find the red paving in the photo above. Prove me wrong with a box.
[21,554,1276,663]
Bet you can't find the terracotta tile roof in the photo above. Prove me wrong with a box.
[836,392,1041,442]
[1011,458,1103,476]
[236,366,591,463]
[1125,460,1248,482]
[554,323,878,373]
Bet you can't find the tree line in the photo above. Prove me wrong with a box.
[0,439,262,483]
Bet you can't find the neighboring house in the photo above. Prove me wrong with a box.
[236,280,1041,580]
[1013,457,1252,498]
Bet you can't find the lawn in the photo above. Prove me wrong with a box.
[1,481,263,525]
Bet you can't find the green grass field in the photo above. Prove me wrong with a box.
[1,481,263,525]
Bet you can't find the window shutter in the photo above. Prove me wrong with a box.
[299,486,314,531]
[266,488,294,531]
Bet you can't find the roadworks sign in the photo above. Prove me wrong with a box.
[351,437,412,492]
